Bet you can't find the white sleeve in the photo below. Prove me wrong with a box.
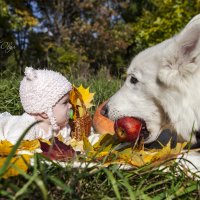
[0,112,12,141]
[0,112,12,119]
[59,124,72,143]
[2,113,38,144]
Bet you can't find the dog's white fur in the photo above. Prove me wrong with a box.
[107,14,200,144]
[107,15,200,174]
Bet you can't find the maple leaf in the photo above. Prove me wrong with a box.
[39,137,75,161]
[83,134,119,161]
[0,140,15,156]
[69,85,94,118]
[0,140,35,178]
[0,154,31,179]
[69,87,80,119]
[82,133,187,168]
[76,84,95,109]
[68,138,84,152]
[83,135,94,156]
[19,140,40,151]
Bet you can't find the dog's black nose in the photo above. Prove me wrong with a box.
[100,104,109,117]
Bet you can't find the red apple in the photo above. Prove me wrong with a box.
[114,117,142,142]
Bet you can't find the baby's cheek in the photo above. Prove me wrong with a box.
[66,105,71,117]
[67,103,72,112]
[66,106,71,112]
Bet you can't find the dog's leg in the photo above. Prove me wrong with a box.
[144,129,177,149]
[190,131,200,149]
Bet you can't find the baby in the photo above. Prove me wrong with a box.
[0,67,73,144]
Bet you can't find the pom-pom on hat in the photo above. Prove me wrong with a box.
[20,67,72,130]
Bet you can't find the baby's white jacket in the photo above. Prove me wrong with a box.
[0,112,71,144]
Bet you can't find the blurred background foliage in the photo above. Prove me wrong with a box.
[0,0,200,78]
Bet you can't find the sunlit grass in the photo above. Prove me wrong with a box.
[0,74,200,199]
[0,74,123,115]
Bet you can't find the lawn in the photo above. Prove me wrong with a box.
[0,75,199,200]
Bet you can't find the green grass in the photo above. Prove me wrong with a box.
[0,75,200,200]
[0,74,123,115]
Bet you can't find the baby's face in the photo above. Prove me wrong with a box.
[53,93,72,129]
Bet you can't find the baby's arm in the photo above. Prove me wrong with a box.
[1,113,37,144]
[59,124,72,143]
[0,112,12,141]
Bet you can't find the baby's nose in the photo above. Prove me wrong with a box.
[68,103,72,109]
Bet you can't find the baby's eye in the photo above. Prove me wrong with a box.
[63,100,69,105]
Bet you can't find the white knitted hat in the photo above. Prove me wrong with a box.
[20,67,72,130]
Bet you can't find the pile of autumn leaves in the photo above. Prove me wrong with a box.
[0,85,186,179]
[0,85,94,178]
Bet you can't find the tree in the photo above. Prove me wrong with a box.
[0,0,38,75]
[34,0,133,77]
[125,0,200,57]
[2,0,200,77]
[0,0,16,73]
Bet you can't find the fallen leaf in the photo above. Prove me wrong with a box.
[77,101,85,117]
[83,135,94,152]
[69,85,95,119]
[76,84,95,109]
[93,133,118,150]
[20,140,40,151]
[82,133,187,168]
[40,137,75,161]
[69,86,82,119]
[68,138,84,152]
[0,154,31,179]
[0,140,14,156]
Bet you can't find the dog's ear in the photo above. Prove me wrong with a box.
[158,14,200,88]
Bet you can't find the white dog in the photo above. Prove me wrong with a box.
[103,14,200,173]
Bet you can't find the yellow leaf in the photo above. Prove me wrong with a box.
[69,85,94,119]
[69,86,81,119]
[117,148,151,167]
[93,133,118,150]
[83,135,94,152]
[57,134,65,143]
[171,142,187,155]
[40,139,51,145]
[76,85,95,109]
[20,140,40,151]
[149,142,187,165]
[88,138,187,168]
[68,138,84,152]
[77,100,85,117]
[0,140,14,156]
[0,154,31,179]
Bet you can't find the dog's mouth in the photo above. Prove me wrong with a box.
[134,117,150,139]
[112,114,150,139]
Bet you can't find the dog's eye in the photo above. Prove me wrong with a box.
[130,76,138,84]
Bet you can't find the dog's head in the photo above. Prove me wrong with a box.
[105,14,200,144]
